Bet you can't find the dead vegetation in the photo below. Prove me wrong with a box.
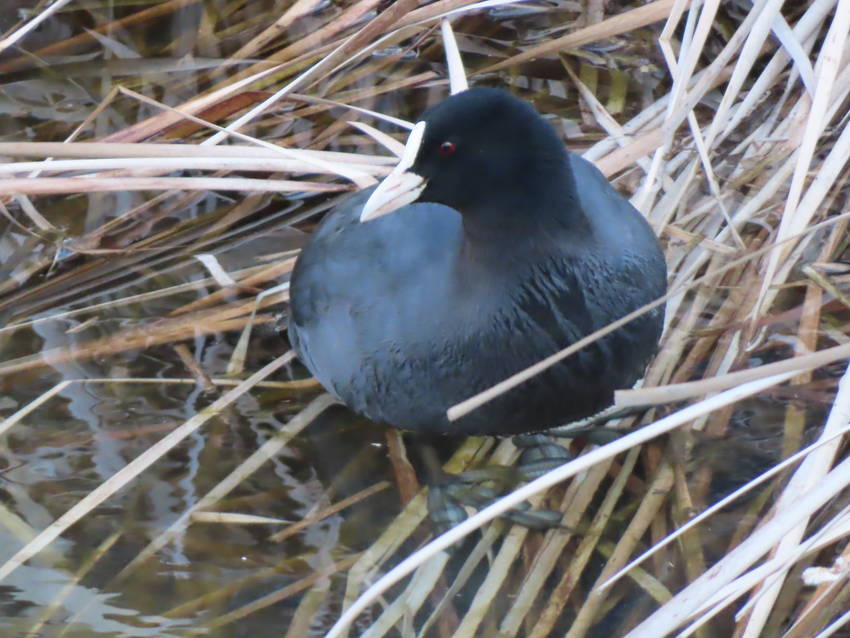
[1,1,850,637]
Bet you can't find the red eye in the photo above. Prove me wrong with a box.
[439,141,456,156]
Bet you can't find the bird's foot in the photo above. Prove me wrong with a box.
[427,482,563,535]
[512,433,573,478]
[426,434,573,535]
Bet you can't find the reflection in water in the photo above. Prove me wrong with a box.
[2,565,189,637]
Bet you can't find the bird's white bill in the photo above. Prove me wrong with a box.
[360,121,428,222]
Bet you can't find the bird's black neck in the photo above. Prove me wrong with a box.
[458,161,591,263]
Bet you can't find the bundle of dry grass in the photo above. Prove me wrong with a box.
[1,1,850,637]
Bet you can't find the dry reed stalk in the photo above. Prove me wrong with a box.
[3,1,850,636]
[328,371,802,637]
[528,450,643,638]
[497,453,618,636]
[192,554,362,633]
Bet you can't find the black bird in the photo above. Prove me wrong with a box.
[288,88,666,437]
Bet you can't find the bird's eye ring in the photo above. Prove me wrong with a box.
[439,141,456,156]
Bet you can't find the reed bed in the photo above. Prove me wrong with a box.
[1,1,849,637]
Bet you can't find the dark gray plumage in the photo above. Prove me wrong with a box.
[288,88,666,435]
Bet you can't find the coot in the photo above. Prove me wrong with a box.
[288,88,666,436]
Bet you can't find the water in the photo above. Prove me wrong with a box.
[0,2,829,637]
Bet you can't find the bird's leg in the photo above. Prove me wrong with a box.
[507,406,641,486]
[441,406,634,531]
[423,404,655,534]
[427,474,564,535]
[425,436,566,535]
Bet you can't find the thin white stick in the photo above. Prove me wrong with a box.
[0,176,343,195]
[0,157,390,177]
[441,19,469,94]
[0,0,74,55]
[0,381,72,437]
[0,142,396,164]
